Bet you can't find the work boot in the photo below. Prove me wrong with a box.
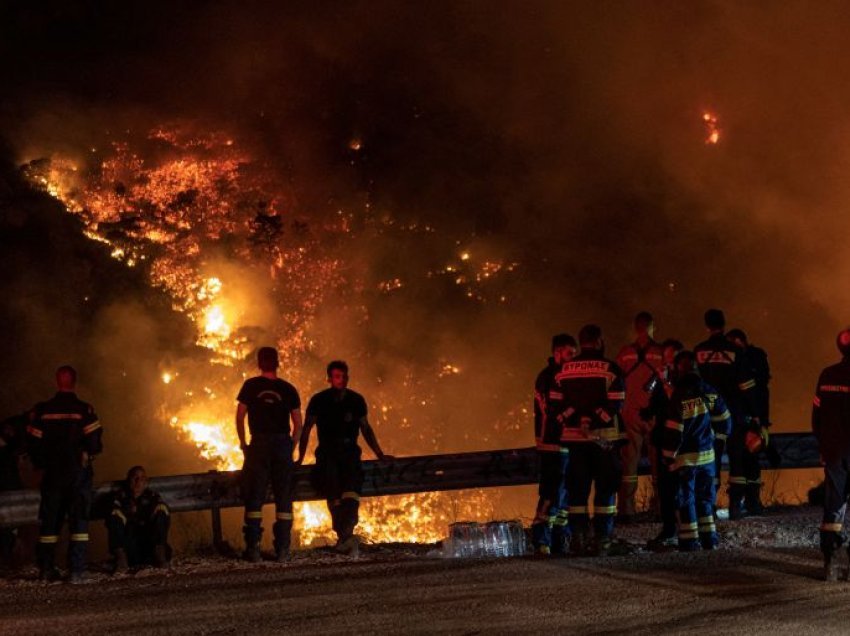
[592,537,612,557]
[533,545,551,558]
[153,545,169,568]
[569,533,587,557]
[745,491,764,516]
[336,535,360,558]
[824,552,839,582]
[275,548,291,563]
[728,501,745,521]
[646,533,677,552]
[243,544,261,563]
[39,566,62,583]
[69,571,91,585]
[113,548,129,573]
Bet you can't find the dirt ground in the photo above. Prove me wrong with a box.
[0,506,846,635]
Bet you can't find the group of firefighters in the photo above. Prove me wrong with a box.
[531,309,772,557]
[2,350,391,582]
[3,310,850,583]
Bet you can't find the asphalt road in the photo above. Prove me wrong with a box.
[0,545,846,635]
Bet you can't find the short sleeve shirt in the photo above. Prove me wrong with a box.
[236,377,301,437]
[306,388,368,449]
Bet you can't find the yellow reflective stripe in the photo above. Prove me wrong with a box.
[41,413,83,420]
[679,530,698,539]
[699,523,717,532]
[680,521,698,530]
[665,420,684,432]
[276,512,293,520]
[26,425,43,438]
[674,450,714,467]
[746,479,762,486]
[82,421,101,435]
[728,476,747,485]
[595,427,625,441]
[622,475,639,483]
[70,533,89,542]
[739,379,756,391]
[245,511,263,519]
[341,491,361,501]
[595,505,617,514]
[112,509,127,524]
[154,504,170,516]
[821,522,843,532]
[715,433,727,441]
[569,506,588,514]
[698,516,714,524]
[38,535,59,544]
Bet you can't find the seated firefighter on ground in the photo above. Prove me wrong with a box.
[107,465,171,571]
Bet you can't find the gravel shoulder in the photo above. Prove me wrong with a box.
[0,506,841,635]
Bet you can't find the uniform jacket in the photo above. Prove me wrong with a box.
[26,392,102,477]
[549,349,626,444]
[694,333,757,416]
[110,486,169,528]
[534,358,566,452]
[616,340,665,424]
[662,374,732,469]
[812,357,850,463]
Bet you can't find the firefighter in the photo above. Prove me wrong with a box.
[107,465,171,572]
[297,361,393,557]
[662,351,732,551]
[811,328,850,581]
[616,312,665,523]
[26,366,102,583]
[531,333,577,556]
[727,328,772,515]
[694,309,759,519]
[550,324,626,556]
[641,338,684,550]
[236,347,302,562]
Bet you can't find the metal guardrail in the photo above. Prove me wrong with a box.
[0,432,821,535]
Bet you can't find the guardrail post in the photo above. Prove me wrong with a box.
[211,505,223,552]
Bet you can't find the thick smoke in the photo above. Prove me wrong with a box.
[1,1,849,489]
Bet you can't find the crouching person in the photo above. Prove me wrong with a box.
[662,351,732,551]
[107,466,171,572]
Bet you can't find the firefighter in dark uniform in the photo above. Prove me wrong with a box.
[616,311,665,522]
[297,361,393,557]
[727,328,771,515]
[549,324,626,556]
[236,347,302,562]
[531,333,577,556]
[693,309,759,520]
[642,339,684,550]
[107,465,171,572]
[661,351,732,551]
[26,365,102,582]
[812,328,850,581]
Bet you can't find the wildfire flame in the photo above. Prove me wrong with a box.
[703,111,721,145]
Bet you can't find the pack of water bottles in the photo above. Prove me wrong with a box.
[442,520,527,558]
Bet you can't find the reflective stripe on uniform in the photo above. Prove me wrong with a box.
[82,421,101,435]
[728,476,747,485]
[569,506,588,514]
[595,505,617,515]
[679,530,698,540]
[26,425,43,438]
[665,420,684,432]
[535,442,565,453]
[245,511,263,520]
[813,396,821,407]
[711,412,731,422]
[112,509,127,524]
[276,512,293,521]
[607,392,626,401]
[38,535,59,544]
[154,504,170,516]
[821,522,843,532]
[674,449,714,467]
[70,533,89,542]
[622,475,639,483]
[341,491,361,501]
[738,379,756,391]
[41,413,83,420]
[715,433,727,441]
[821,385,850,393]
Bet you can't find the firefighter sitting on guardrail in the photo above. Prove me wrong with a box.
[106,465,171,572]
[297,361,393,557]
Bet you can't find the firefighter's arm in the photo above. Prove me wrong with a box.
[599,367,626,421]
[235,403,249,451]
[660,400,684,466]
[81,405,103,461]
[290,408,303,449]
[709,394,732,443]
[360,417,393,461]
[296,414,315,465]
[811,376,823,440]
[736,354,760,423]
